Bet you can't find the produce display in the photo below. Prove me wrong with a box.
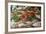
[10,5,41,28]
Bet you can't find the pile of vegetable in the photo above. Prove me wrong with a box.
[11,5,41,28]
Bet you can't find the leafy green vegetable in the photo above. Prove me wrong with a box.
[28,16,36,21]
[12,15,20,22]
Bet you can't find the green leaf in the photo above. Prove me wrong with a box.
[12,15,20,22]
[28,16,36,21]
